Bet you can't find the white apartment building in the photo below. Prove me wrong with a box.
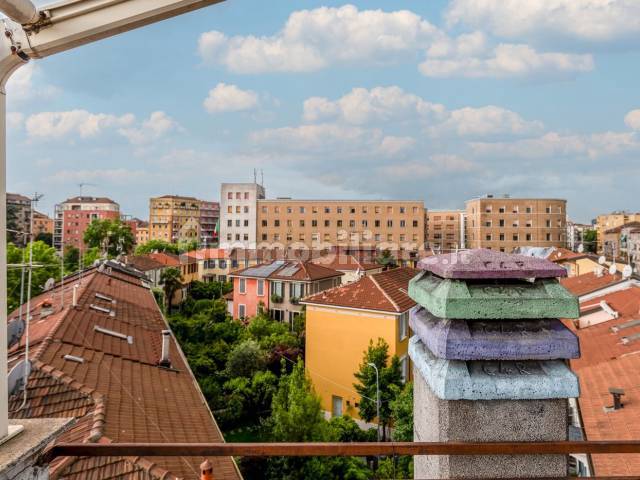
[220,182,265,248]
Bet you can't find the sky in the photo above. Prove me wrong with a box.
[6,0,640,223]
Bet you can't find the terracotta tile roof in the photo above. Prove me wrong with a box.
[8,264,240,480]
[605,221,640,234]
[231,260,343,282]
[560,271,624,296]
[184,248,229,260]
[302,267,418,313]
[63,196,118,205]
[311,254,381,272]
[125,255,166,272]
[147,252,180,267]
[562,285,640,476]
[547,248,588,263]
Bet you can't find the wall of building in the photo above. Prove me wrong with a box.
[256,200,426,253]
[305,305,410,419]
[233,277,270,319]
[595,213,640,253]
[58,198,120,249]
[465,197,567,251]
[220,183,265,248]
[149,196,201,243]
[426,210,465,251]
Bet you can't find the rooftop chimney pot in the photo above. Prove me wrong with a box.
[200,459,213,480]
[159,330,171,368]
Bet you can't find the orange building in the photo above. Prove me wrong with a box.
[32,211,54,235]
[426,209,465,252]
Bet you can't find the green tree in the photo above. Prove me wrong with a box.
[376,249,397,269]
[353,338,403,441]
[83,218,134,257]
[135,239,180,255]
[34,232,53,246]
[6,204,20,244]
[189,280,232,300]
[226,340,267,378]
[7,241,61,311]
[583,229,597,253]
[160,267,183,313]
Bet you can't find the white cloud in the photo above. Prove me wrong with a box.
[198,5,439,73]
[445,0,640,46]
[50,168,148,184]
[430,154,477,172]
[429,105,544,137]
[420,38,594,79]
[7,112,24,131]
[470,131,640,160]
[204,83,259,113]
[5,63,59,103]
[303,86,445,124]
[25,110,135,139]
[624,109,640,130]
[118,111,179,145]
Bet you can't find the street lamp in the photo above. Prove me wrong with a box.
[368,362,381,442]
[0,0,225,445]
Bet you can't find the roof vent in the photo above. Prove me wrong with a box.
[63,354,85,363]
[600,301,619,319]
[611,319,640,333]
[605,388,625,411]
[95,293,115,304]
[89,304,115,317]
[621,332,640,345]
[159,330,171,368]
[94,325,133,344]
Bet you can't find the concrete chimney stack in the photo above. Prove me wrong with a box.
[200,459,213,480]
[72,284,79,307]
[159,330,171,368]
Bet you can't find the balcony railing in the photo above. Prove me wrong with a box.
[41,440,640,465]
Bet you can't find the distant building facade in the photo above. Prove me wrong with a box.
[567,221,592,252]
[200,200,220,246]
[426,209,465,252]
[220,182,266,248]
[32,211,53,236]
[53,196,120,250]
[7,193,31,245]
[149,195,201,243]
[465,195,567,251]
[595,212,640,253]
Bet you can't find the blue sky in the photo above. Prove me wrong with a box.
[7,0,640,223]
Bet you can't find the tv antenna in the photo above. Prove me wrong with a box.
[77,182,97,196]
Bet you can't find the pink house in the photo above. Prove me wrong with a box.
[230,260,343,324]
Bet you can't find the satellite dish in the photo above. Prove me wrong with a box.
[7,318,25,348]
[577,244,584,253]
[609,264,617,275]
[97,263,105,272]
[8,359,31,396]
[43,277,55,291]
[598,256,606,265]
[623,265,633,279]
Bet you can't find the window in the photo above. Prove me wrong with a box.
[324,207,331,213]
[349,220,356,228]
[526,233,532,241]
[271,281,283,297]
[375,220,381,228]
[238,304,246,318]
[257,279,264,296]
[331,395,343,418]
[499,219,505,227]
[312,219,318,227]
[499,233,505,241]
[337,207,342,213]
[300,206,305,213]
[499,207,505,213]
[485,221,492,227]
[513,234,519,241]
[290,282,304,299]
[312,206,318,214]
[271,309,284,321]
[350,207,356,214]
[512,220,519,227]
[400,207,406,214]
[400,220,406,228]
[227,192,233,199]
[526,206,532,213]
[227,206,232,213]
[375,206,381,214]
[262,206,267,213]
[400,356,409,383]
[546,219,551,227]
[324,220,330,227]
[512,206,519,213]
[239,278,246,294]
[337,220,343,227]
[236,192,241,199]
[300,220,305,227]
[244,192,249,199]
[287,207,292,214]
[274,219,280,227]
[261,220,268,227]
[546,206,551,213]
[399,311,409,340]
[387,220,393,228]
[413,220,419,228]
[287,220,292,227]
[244,220,249,227]
[546,233,551,241]
[227,220,232,227]
[486,234,492,241]
[362,220,368,227]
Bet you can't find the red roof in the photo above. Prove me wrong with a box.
[147,252,180,267]
[184,248,229,260]
[231,259,343,282]
[8,265,239,480]
[560,271,624,296]
[302,267,418,313]
[311,253,381,272]
[563,286,640,476]
[547,248,588,263]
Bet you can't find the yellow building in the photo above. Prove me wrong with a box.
[149,195,202,243]
[301,267,416,420]
[426,209,465,252]
[595,212,640,253]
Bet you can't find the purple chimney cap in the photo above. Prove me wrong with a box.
[417,249,568,280]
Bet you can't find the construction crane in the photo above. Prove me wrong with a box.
[0,0,225,444]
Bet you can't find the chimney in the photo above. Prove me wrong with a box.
[608,387,625,411]
[72,284,79,307]
[159,330,171,367]
[200,459,213,480]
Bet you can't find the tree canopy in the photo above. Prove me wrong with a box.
[83,218,134,257]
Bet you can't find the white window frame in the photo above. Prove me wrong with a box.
[238,304,246,318]
[257,279,264,296]
[239,278,246,294]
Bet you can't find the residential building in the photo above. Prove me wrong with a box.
[200,200,220,246]
[230,259,343,323]
[602,221,640,264]
[131,219,149,245]
[257,199,426,256]
[302,267,417,420]
[561,283,640,476]
[124,254,169,287]
[149,195,201,243]
[567,220,592,251]
[220,182,266,248]
[32,210,53,235]
[53,196,120,250]
[7,260,240,479]
[6,192,31,245]
[465,194,567,251]
[546,247,601,277]
[426,209,465,252]
[595,211,640,253]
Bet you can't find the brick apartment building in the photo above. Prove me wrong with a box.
[200,200,220,246]
[426,209,466,252]
[220,183,427,259]
[465,195,567,251]
[53,196,120,250]
[33,210,53,235]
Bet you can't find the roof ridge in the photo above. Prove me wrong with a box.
[370,273,400,312]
